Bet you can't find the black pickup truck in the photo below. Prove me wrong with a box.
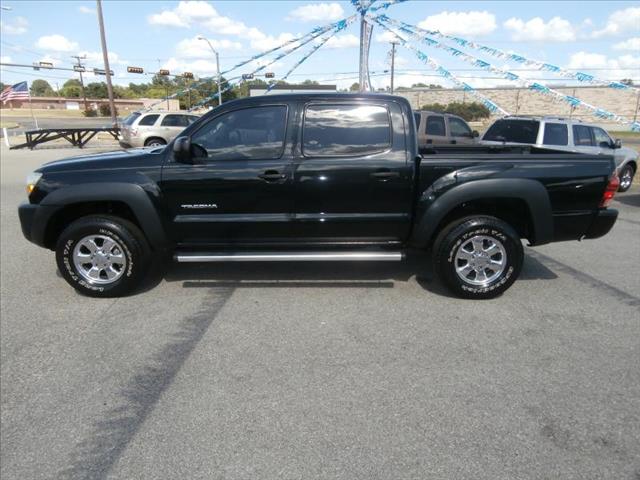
[19,93,620,298]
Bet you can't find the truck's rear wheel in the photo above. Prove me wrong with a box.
[55,215,150,297]
[433,216,523,299]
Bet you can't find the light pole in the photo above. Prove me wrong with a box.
[197,35,222,106]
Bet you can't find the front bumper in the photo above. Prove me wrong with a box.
[18,202,58,248]
[18,202,37,242]
[584,208,618,239]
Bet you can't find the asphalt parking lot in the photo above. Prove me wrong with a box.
[1,146,639,480]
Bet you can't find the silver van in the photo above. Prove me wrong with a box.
[481,116,638,192]
[119,111,200,148]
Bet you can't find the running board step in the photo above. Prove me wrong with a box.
[174,251,404,262]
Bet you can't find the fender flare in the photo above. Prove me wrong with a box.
[33,182,168,250]
[411,178,553,247]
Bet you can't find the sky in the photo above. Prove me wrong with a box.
[0,0,638,92]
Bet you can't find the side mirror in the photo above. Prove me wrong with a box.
[173,136,192,163]
[613,138,622,149]
[472,130,479,138]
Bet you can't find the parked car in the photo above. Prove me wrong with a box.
[413,110,479,147]
[119,111,200,148]
[480,116,637,192]
[19,94,619,299]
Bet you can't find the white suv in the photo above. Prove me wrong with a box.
[481,116,637,191]
[119,111,200,149]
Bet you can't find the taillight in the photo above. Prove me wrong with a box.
[130,128,138,137]
[600,172,619,207]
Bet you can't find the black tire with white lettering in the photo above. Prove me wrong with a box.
[55,215,150,297]
[433,216,524,299]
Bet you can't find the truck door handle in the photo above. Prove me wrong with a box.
[370,169,400,180]
[258,170,286,182]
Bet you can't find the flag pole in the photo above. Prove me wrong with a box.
[27,81,39,130]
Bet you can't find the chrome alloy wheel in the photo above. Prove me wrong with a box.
[620,168,633,190]
[454,235,507,287]
[72,235,127,285]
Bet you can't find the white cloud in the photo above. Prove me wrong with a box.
[417,11,497,37]
[592,7,640,38]
[148,10,189,28]
[504,16,576,42]
[247,31,296,51]
[286,3,344,22]
[375,31,399,43]
[0,16,28,35]
[323,34,359,49]
[175,37,243,59]
[147,1,296,52]
[613,37,640,51]
[0,55,12,63]
[78,5,95,14]
[35,34,79,52]
[567,51,640,81]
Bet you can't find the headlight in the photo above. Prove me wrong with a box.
[26,171,42,194]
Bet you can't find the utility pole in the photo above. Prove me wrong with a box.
[71,55,89,111]
[389,42,397,94]
[96,0,117,127]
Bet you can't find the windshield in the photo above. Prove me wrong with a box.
[483,119,540,144]
[122,112,141,126]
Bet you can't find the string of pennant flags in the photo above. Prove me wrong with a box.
[265,16,358,94]
[190,16,356,107]
[371,16,509,115]
[375,15,640,131]
[144,15,356,111]
[142,0,636,130]
[376,15,637,93]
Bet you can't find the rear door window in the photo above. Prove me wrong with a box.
[543,123,568,146]
[425,116,446,136]
[303,104,391,157]
[161,114,190,127]
[483,119,540,143]
[138,114,159,126]
[449,117,472,137]
[572,125,594,146]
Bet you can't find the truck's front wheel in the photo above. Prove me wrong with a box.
[433,216,524,299]
[55,215,150,297]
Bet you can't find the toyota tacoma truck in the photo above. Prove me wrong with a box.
[18,93,620,299]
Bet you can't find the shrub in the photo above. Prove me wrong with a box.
[82,109,97,117]
[98,103,118,117]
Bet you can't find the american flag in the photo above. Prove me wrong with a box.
[0,81,30,104]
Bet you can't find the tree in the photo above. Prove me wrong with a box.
[349,82,360,92]
[60,79,83,98]
[301,79,319,85]
[620,78,635,86]
[85,82,108,98]
[30,79,55,97]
